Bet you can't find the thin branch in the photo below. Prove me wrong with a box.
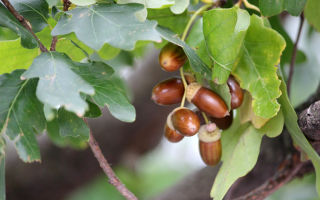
[287,14,304,96]
[88,130,138,200]
[50,0,71,51]
[1,0,48,52]
[234,154,303,200]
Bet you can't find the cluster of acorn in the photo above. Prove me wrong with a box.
[151,43,244,166]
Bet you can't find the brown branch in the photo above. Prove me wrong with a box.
[88,130,138,200]
[1,0,48,52]
[50,0,71,51]
[287,14,304,96]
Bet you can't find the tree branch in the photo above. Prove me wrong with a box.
[88,130,138,200]
[287,14,304,96]
[1,0,48,52]
[50,0,71,51]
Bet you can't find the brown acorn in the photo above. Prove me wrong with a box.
[186,83,229,118]
[151,78,184,105]
[184,73,196,84]
[171,107,200,136]
[198,125,222,166]
[159,43,187,72]
[164,112,184,143]
[209,110,233,130]
[227,76,244,109]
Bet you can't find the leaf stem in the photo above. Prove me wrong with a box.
[87,125,138,200]
[287,14,304,97]
[1,0,48,52]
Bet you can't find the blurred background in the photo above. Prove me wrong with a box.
[1,11,320,200]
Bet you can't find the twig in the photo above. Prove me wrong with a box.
[287,14,304,97]
[88,130,138,200]
[50,0,71,51]
[1,0,48,52]
[234,154,303,200]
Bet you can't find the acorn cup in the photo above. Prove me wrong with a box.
[186,83,229,118]
[184,73,196,84]
[227,76,244,109]
[171,107,200,136]
[159,43,187,72]
[151,78,184,105]
[198,125,222,166]
[164,111,184,143]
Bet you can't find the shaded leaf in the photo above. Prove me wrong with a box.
[261,109,284,138]
[259,0,306,17]
[0,70,46,162]
[72,62,136,122]
[70,0,96,6]
[305,0,320,32]
[156,26,211,79]
[10,0,49,32]
[278,73,320,196]
[203,7,250,84]
[21,52,94,117]
[211,115,263,200]
[51,4,161,50]
[233,15,285,119]
[85,100,102,118]
[0,4,38,48]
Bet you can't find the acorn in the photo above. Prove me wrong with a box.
[164,112,184,143]
[184,73,196,84]
[227,76,244,109]
[186,83,229,118]
[171,107,200,136]
[209,110,233,130]
[198,125,222,166]
[151,78,184,105]
[159,43,187,72]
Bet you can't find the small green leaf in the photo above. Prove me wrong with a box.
[259,0,306,17]
[203,7,250,84]
[58,109,89,139]
[21,52,95,117]
[0,138,5,200]
[10,0,49,32]
[211,115,263,200]
[0,4,38,48]
[51,4,161,50]
[156,26,211,79]
[72,62,136,122]
[47,118,88,149]
[0,70,46,162]
[261,109,284,138]
[278,72,320,197]
[305,0,320,32]
[233,15,285,119]
[170,0,189,14]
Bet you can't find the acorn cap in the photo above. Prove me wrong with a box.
[186,83,202,102]
[198,125,221,143]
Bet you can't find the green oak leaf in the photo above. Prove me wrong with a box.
[72,62,136,122]
[278,72,320,196]
[147,8,189,34]
[170,0,189,14]
[186,18,211,67]
[85,100,102,118]
[70,0,96,6]
[0,4,38,48]
[117,0,174,21]
[21,52,94,117]
[10,0,49,32]
[211,115,263,200]
[259,0,306,17]
[51,4,161,50]
[203,7,250,84]
[156,26,211,79]
[261,109,284,138]
[47,119,87,149]
[305,0,320,32]
[0,138,5,200]
[233,15,285,119]
[0,70,46,162]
